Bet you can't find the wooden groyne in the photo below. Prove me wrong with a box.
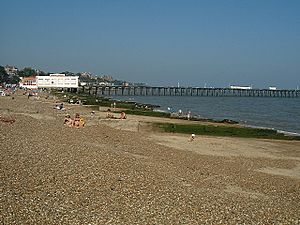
[76,86,300,98]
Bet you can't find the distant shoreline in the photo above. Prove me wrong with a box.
[48,90,300,140]
[110,95,300,137]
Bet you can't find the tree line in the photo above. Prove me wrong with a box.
[0,67,71,85]
[0,66,20,84]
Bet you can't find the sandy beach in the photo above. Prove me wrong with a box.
[1,91,300,224]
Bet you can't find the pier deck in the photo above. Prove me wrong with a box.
[77,86,300,98]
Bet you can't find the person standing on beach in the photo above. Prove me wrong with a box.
[187,111,191,120]
[189,133,196,141]
[178,109,182,116]
[27,91,32,99]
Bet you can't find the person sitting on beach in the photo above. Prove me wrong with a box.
[120,111,127,119]
[54,103,65,110]
[79,117,85,127]
[73,113,85,128]
[0,114,16,124]
[106,109,116,119]
[59,103,65,110]
[64,114,73,127]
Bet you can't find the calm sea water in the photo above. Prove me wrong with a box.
[112,96,300,135]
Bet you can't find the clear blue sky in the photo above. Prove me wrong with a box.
[1,0,299,88]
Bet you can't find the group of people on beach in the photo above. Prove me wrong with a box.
[63,109,126,128]
[64,113,85,128]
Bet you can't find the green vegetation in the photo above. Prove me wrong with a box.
[52,89,163,111]
[18,67,38,77]
[0,66,20,84]
[154,122,300,140]
[0,66,9,84]
[52,91,136,109]
[53,90,174,117]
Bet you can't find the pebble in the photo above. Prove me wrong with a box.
[0,92,299,224]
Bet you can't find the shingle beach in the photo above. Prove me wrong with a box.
[1,91,300,224]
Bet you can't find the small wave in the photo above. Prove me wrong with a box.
[153,109,169,113]
[244,125,300,136]
[244,124,274,130]
[277,130,300,137]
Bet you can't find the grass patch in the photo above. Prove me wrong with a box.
[154,122,300,140]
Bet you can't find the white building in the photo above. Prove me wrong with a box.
[19,76,38,89]
[269,86,277,90]
[229,85,252,90]
[36,74,79,88]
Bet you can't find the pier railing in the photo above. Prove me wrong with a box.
[77,86,300,98]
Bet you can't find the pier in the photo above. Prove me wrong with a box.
[77,86,300,98]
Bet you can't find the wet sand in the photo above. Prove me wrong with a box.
[1,91,300,224]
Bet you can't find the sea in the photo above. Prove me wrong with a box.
[111,96,300,135]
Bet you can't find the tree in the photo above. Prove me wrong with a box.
[61,71,75,76]
[0,66,19,84]
[38,71,47,76]
[0,66,9,84]
[18,67,37,77]
[9,75,20,84]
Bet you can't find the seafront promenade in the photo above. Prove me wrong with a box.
[79,85,300,98]
[1,91,300,224]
